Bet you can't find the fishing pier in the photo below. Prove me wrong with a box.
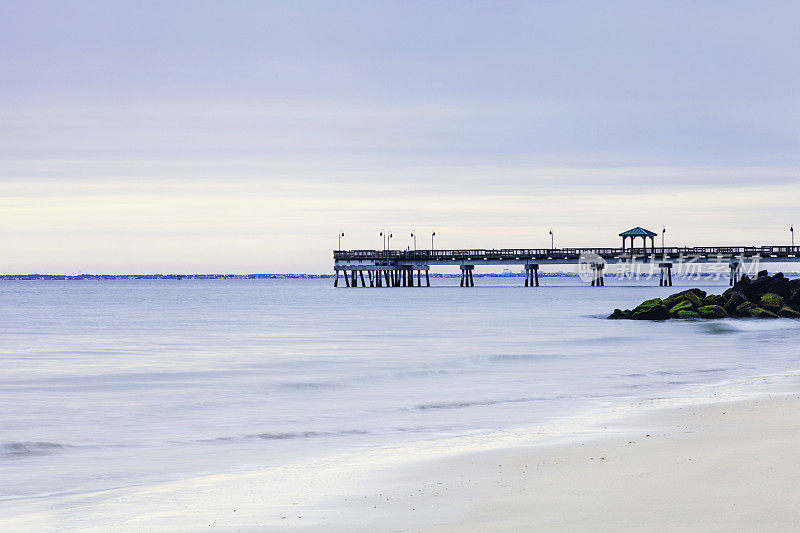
[333,228,799,288]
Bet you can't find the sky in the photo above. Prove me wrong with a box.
[1,0,799,273]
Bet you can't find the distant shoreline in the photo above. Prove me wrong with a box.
[3,273,796,281]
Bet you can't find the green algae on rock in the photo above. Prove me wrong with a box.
[631,304,669,321]
[697,305,727,319]
[668,300,694,317]
[759,293,784,311]
[748,307,779,319]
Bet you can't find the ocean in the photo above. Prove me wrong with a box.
[1,277,799,506]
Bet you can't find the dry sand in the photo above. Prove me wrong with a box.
[3,380,800,532]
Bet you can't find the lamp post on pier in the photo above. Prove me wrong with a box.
[549,228,554,250]
[338,231,345,251]
[410,231,417,251]
[792,225,795,249]
[662,227,666,249]
[431,230,435,250]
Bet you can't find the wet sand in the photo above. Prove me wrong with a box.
[3,381,799,532]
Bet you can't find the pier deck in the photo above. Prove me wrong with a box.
[333,246,799,287]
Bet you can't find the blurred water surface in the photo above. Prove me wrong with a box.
[1,277,799,501]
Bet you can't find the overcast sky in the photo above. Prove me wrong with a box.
[2,0,799,273]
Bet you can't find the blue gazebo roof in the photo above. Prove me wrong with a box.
[619,227,657,237]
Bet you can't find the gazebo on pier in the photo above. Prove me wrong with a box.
[620,227,657,251]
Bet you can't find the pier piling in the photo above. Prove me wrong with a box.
[729,262,741,285]
[590,263,605,286]
[525,264,540,287]
[460,265,475,287]
[659,263,673,287]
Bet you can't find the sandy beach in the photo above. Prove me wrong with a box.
[2,377,799,532]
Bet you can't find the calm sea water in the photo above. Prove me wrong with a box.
[1,277,799,503]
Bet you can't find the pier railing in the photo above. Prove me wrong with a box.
[334,246,800,262]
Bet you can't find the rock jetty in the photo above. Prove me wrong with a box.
[609,271,800,320]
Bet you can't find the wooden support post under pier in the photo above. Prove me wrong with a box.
[729,262,741,286]
[334,269,339,287]
[591,263,605,286]
[460,265,475,287]
[659,263,674,287]
[525,264,540,287]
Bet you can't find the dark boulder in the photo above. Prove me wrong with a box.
[732,275,751,296]
[749,307,779,319]
[735,301,756,316]
[631,304,669,321]
[686,288,707,299]
[759,293,784,311]
[757,269,769,279]
[723,291,746,315]
[630,299,662,317]
[778,306,800,319]
[743,276,771,301]
[722,288,733,298]
[663,291,702,310]
[788,290,800,312]
[608,308,627,319]
[765,276,792,299]
[697,305,728,319]
[702,294,725,307]
[668,300,694,317]
[634,297,662,310]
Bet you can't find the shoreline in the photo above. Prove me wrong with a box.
[2,373,799,531]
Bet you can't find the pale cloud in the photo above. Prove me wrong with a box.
[0,173,796,273]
